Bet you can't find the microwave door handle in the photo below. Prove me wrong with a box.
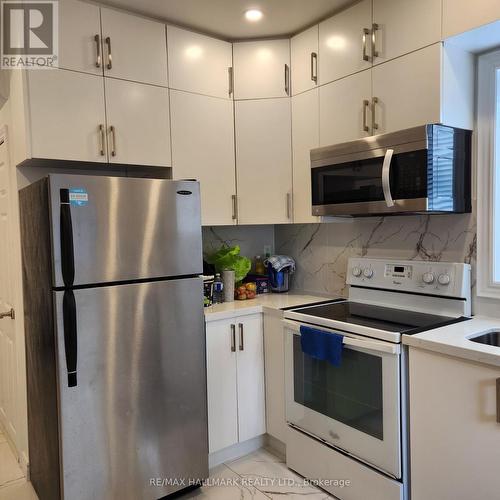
[382,148,395,207]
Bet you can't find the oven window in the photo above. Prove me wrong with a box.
[293,335,384,440]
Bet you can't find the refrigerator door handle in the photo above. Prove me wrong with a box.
[60,189,75,287]
[63,290,78,387]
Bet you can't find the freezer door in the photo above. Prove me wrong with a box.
[54,278,208,500]
[49,174,202,287]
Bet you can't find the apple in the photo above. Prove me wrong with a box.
[245,282,257,292]
[237,292,247,300]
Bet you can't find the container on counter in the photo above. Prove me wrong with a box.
[254,255,266,275]
[245,274,270,294]
[212,273,224,304]
[222,270,235,303]
[203,275,214,307]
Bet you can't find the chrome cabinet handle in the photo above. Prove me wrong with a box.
[109,125,116,156]
[362,28,371,62]
[231,194,238,221]
[381,148,395,207]
[362,99,370,133]
[94,34,101,68]
[284,64,290,96]
[230,324,236,352]
[497,378,500,424]
[286,193,292,220]
[228,67,234,97]
[310,52,318,83]
[238,323,244,351]
[371,96,379,132]
[0,308,15,320]
[372,23,379,59]
[105,36,112,69]
[98,124,105,156]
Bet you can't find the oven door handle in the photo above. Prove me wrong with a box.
[381,148,395,208]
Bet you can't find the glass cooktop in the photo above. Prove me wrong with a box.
[292,300,470,334]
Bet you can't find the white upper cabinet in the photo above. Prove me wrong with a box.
[291,25,319,96]
[319,0,372,85]
[105,79,171,167]
[235,98,293,225]
[100,7,168,87]
[233,40,291,99]
[58,0,103,75]
[443,0,500,38]
[372,0,442,65]
[170,90,236,226]
[167,26,233,99]
[292,89,319,223]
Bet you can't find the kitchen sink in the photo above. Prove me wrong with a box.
[469,331,500,347]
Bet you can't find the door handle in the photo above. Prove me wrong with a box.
[362,28,371,62]
[105,36,112,70]
[98,124,105,156]
[382,148,395,207]
[496,378,500,424]
[109,125,116,157]
[371,96,379,132]
[362,99,370,133]
[230,324,236,352]
[372,23,380,59]
[310,52,318,83]
[0,308,14,320]
[94,34,101,68]
[60,189,75,287]
[228,67,234,97]
[231,194,238,221]
[284,64,290,96]
[63,290,78,387]
[238,323,244,351]
[286,193,292,220]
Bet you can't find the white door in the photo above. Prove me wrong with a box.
[319,69,372,147]
[292,88,319,223]
[233,40,291,99]
[372,0,442,65]
[58,0,103,75]
[319,0,372,85]
[170,90,236,225]
[167,26,233,99]
[372,44,441,135]
[27,69,107,162]
[105,79,171,167]
[235,98,293,224]
[236,315,266,443]
[100,7,168,87]
[291,25,319,96]
[206,319,238,453]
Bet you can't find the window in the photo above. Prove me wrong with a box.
[477,50,500,297]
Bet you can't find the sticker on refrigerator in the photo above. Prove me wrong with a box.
[68,188,89,207]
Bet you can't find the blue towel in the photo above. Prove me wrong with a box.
[300,325,344,367]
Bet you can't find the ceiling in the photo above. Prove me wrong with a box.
[97,0,355,40]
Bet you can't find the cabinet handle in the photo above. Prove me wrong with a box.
[94,34,101,68]
[231,194,238,221]
[228,67,234,97]
[362,99,370,133]
[310,52,318,83]
[109,125,116,156]
[497,378,500,424]
[238,323,244,351]
[98,124,105,156]
[362,28,371,62]
[230,324,236,352]
[372,23,380,59]
[105,36,112,70]
[284,64,290,96]
[371,96,379,133]
[286,192,292,220]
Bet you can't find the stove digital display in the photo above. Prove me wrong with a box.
[385,264,412,279]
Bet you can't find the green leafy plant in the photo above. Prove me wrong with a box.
[205,245,251,283]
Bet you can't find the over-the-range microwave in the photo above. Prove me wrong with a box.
[311,124,472,217]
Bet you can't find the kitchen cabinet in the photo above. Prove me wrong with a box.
[235,98,293,225]
[318,0,372,85]
[167,26,233,99]
[292,88,319,223]
[105,79,171,167]
[371,0,441,65]
[291,25,319,96]
[170,90,236,226]
[206,314,265,454]
[409,347,500,500]
[100,7,168,87]
[319,70,372,146]
[443,0,500,38]
[233,40,291,99]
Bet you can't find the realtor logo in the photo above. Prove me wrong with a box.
[1,0,58,68]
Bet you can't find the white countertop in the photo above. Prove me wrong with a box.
[204,293,334,322]
[403,316,500,367]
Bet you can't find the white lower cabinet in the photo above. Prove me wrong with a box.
[206,314,265,454]
[409,348,500,500]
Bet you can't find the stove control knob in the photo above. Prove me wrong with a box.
[438,273,450,286]
[422,272,435,284]
[352,266,362,277]
[363,268,374,279]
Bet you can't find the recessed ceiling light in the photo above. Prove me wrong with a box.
[245,9,263,22]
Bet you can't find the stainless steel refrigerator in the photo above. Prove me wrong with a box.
[20,174,208,500]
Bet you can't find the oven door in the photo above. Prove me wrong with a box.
[284,320,401,478]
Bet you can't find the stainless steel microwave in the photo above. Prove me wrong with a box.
[311,124,471,217]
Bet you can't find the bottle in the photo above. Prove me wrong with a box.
[254,255,265,275]
[212,273,224,304]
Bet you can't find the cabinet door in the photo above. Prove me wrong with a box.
[105,79,171,167]
[27,70,107,162]
[170,90,236,226]
[233,40,291,99]
[236,315,266,443]
[167,26,233,99]
[291,25,319,96]
[443,0,500,38]
[235,99,293,224]
[100,8,168,87]
[319,69,372,147]
[206,319,238,454]
[410,348,500,500]
[292,89,319,223]
[372,0,442,65]
[319,0,372,85]
[372,44,441,135]
[59,0,103,75]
